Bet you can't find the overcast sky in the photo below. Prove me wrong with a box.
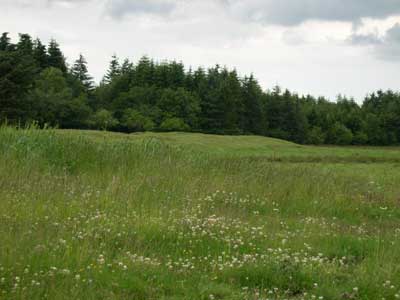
[2,0,400,102]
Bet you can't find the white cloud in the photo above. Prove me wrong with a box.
[1,0,399,102]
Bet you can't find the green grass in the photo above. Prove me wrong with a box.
[1,126,400,299]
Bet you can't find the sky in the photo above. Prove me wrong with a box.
[1,0,400,102]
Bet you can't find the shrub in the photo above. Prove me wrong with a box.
[121,109,155,132]
[307,126,326,145]
[89,109,118,130]
[159,117,190,132]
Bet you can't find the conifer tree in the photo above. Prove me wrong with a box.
[134,56,154,87]
[0,50,37,122]
[104,54,121,83]
[33,38,48,70]
[169,61,185,89]
[199,65,227,133]
[47,39,67,73]
[241,75,264,135]
[184,67,195,91]
[17,34,34,55]
[0,32,11,51]
[71,54,94,91]
[121,58,133,74]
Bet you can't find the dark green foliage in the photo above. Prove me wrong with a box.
[157,88,200,129]
[71,54,94,92]
[327,122,354,145]
[89,109,118,130]
[33,38,48,70]
[307,126,326,145]
[0,32,11,51]
[159,117,190,132]
[241,75,264,135]
[121,108,155,132]
[47,39,67,73]
[0,50,37,123]
[363,90,400,145]
[28,67,72,126]
[1,31,400,145]
[265,87,309,142]
[28,67,91,128]
[104,54,121,84]
[17,33,34,56]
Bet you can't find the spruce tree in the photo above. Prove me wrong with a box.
[104,54,121,83]
[33,38,48,70]
[169,61,185,89]
[17,34,34,55]
[0,32,11,51]
[121,58,133,74]
[71,54,94,91]
[184,67,195,91]
[241,75,264,135]
[135,56,154,87]
[48,39,67,73]
[0,50,37,122]
[199,65,226,133]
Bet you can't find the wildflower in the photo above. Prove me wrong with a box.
[60,269,71,275]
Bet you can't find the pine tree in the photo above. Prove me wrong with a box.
[184,67,195,91]
[0,32,11,51]
[169,61,185,89]
[47,39,67,73]
[17,34,34,55]
[241,75,264,135]
[33,38,48,70]
[0,50,37,122]
[153,61,170,88]
[199,65,227,133]
[71,54,94,91]
[104,54,121,83]
[121,58,133,74]
[134,56,154,87]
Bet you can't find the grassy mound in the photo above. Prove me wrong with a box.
[1,127,400,299]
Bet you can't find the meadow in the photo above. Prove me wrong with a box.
[1,126,400,300]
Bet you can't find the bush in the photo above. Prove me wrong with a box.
[353,131,368,145]
[89,109,118,130]
[307,127,326,145]
[327,123,353,145]
[159,117,190,132]
[121,109,155,132]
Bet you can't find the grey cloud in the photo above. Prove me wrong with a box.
[105,0,176,19]
[224,0,400,26]
[377,23,400,60]
[348,32,382,46]
[387,23,400,42]
[7,0,400,25]
[349,23,400,60]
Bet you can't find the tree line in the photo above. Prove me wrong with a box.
[1,32,399,145]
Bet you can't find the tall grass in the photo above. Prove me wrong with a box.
[1,126,400,299]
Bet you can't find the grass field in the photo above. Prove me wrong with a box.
[1,126,400,300]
